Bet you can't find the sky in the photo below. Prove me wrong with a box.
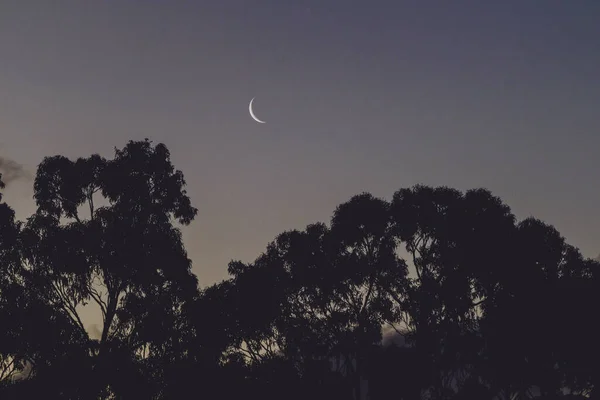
[1,0,600,293]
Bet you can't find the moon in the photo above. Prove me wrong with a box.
[248,97,266,124]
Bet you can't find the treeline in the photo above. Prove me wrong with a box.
[0,139,598,400]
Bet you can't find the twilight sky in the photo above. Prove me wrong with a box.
[1,1,600,289]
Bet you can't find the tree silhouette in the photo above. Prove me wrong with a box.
[388,186,518,399]
[0,173,26,385]
[1,142,599,399]
[480,218,600,399]
[11,139,198,398]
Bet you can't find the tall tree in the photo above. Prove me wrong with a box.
[216,193,407,399]
[390,185,517,399]
[480,218,600,398]
[0,173,97,399]
[0,173,25,385]
[18,139,199,397]
[326,192,408,397]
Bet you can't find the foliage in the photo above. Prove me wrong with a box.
[0,142,599,399]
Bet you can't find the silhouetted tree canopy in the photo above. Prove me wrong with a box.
[0,141,599,399]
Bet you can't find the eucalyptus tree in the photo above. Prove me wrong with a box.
[389,185,600,399]
[17,139,199,397]
[389,185,517,399]
[211,193,406,399]
[480,218,600,399]
[0,173,25,385]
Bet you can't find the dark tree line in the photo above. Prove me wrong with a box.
[0,139,598,399]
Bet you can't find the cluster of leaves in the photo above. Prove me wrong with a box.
[0,140,598,400]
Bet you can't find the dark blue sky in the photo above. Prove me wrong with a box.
[1,1,600,290]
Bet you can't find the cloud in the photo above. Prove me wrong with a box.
[0,156,30,186]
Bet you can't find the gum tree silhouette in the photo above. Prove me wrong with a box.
[1,141,600,400]
[204,193,407,399]
[11,139,198,398]
[1,173,91,400]
[0,173,25,384]
[388,186,518,399]
[480,218,600,399]
[201,185,600,400]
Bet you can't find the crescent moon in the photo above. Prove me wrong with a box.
[249,97,266,124]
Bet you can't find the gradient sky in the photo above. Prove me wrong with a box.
[1,1,600,291]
